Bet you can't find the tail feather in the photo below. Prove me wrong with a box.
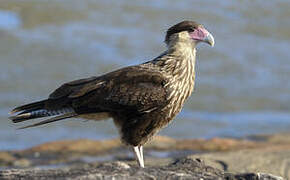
[18,112,77,129]
[9,111,46,123]
[10,100,46,114]
[10,108,74,123]
[10,100,76,126]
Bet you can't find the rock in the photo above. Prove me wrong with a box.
[171,137,258,151]
[0,152,16,166]
[3,135,261,169]
[1,133,290,179]
[248,133,290,144]
[258,173,284,180]
[22,139,121,155]
[18,135,258,156]
[0,157,284,180]
[12,158,31,168]
[188,146,290,179]
[0,152,30,168]
[3,135,259,168]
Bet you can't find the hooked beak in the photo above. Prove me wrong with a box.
[203,32,215,47]
[190,27,215,47]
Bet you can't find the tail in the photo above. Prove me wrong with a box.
[9,100,77,129]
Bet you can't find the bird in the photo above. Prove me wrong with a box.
[9,20,214,168]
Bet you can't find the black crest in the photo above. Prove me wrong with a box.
[165,21,201,44]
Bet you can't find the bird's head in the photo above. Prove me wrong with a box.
[165,21,214,47]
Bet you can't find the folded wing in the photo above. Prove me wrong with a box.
[10,65,169,127]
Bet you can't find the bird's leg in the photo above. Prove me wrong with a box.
[138,146,144,166]
[133,146,144,168]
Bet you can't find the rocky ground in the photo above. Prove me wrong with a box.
[0,158,284,180]
[0,133,289,179]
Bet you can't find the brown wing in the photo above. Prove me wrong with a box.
[10,65,169,128]
[47,66,169,115]
[48,76,99,100]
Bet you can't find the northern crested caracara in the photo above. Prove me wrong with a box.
[10,21,214,168]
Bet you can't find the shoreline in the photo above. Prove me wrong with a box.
[0,133,289,179]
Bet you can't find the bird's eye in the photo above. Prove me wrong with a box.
[188,27,195,32]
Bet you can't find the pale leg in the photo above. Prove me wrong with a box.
[138,146,144,166]
[133,146,144,168]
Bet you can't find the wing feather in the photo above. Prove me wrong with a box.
[45,66,169,115]
[72,66,169,114]
[49,76,98,99]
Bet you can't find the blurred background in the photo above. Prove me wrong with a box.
[0,0,289,150]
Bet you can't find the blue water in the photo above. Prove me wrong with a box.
[0,0,289,150]
[0,10,20,30]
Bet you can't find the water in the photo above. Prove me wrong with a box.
[0,0,289,150]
